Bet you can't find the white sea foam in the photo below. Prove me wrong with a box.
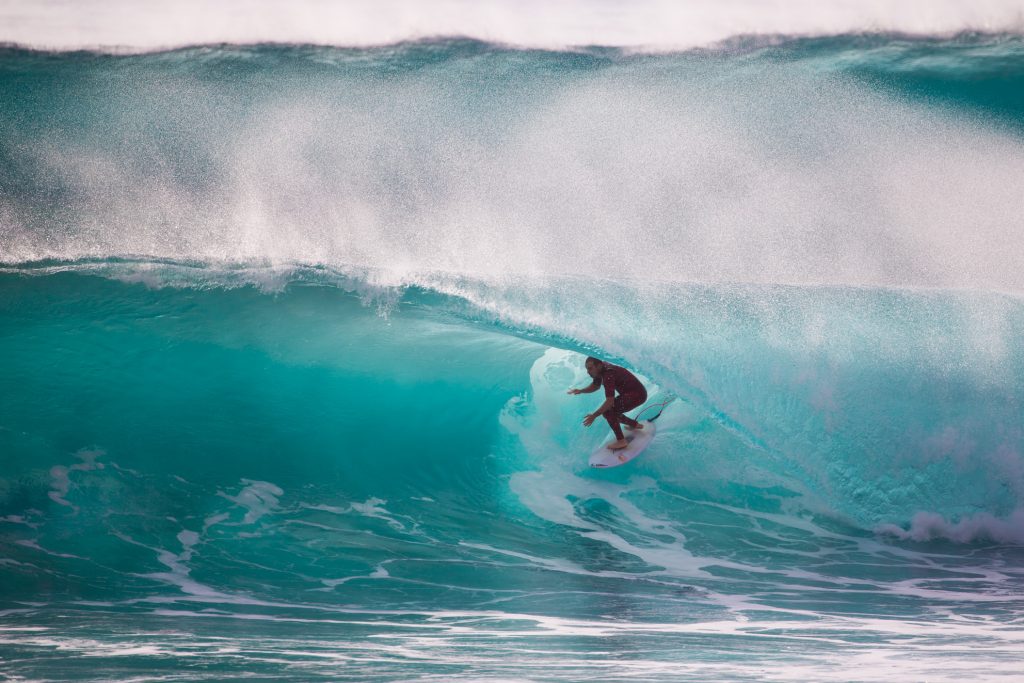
[45,448,107,510]
[14,539,82,560]
[218,479,284,524]
[1,0,1022,52]
[4,614,1024,682]
[878,508,1024,544]
[302,498,410,531]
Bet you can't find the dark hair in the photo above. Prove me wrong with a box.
[585,356,603,367]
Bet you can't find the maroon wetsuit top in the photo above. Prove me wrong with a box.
[599,364,646,399]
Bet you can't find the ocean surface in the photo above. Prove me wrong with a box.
[2,4,1024,680]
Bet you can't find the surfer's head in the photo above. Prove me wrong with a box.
[585,356,605,379]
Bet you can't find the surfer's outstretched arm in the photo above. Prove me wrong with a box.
[585,397,614,419]
[568,380,601,395]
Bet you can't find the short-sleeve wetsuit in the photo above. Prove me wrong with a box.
[596,364,647,440]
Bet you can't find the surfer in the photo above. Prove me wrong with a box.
[568,356,647,450]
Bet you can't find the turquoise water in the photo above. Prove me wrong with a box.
[2,33,1024,681]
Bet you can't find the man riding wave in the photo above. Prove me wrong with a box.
[568,356,647,450]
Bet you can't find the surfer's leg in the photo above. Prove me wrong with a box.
[603,410,626,441]
[616,393,646,430]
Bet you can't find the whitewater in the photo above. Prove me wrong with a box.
[2,2,1024,681]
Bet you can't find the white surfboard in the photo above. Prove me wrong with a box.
[589,421,656,468]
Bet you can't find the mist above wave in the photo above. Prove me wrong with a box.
[2,0,1023,52]
[2,44,1023,294]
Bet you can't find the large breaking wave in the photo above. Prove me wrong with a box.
[2,31,1024,682]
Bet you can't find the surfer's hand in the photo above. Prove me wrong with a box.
[582,413,596,427]
[568,388,582,395]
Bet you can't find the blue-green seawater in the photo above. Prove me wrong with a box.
[2,36,1024,681]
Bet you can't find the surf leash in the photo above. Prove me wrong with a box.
[636,395,678,422]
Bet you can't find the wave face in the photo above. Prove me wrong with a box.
[2,37,1024,681]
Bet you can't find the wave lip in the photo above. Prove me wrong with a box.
[2,0,1024,52]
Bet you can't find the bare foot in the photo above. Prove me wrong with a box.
[608,439,629,450]
[625,422,644,431]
